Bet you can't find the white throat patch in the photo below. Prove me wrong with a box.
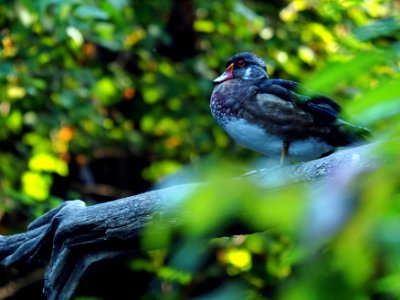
[243,67,253,80]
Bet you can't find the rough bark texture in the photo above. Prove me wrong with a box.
[0,143,380,300]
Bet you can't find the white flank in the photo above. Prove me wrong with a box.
[223,118,333,161]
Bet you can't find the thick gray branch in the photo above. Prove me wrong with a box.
[0,143,380,300]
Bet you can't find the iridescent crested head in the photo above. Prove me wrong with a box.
[213,52,268,84]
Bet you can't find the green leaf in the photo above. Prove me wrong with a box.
[92,77,118,106]
[347,80,400,123]
[28,153,68,176]
[74,5,109,20]
[22,171,52,201]
[304,51,386,94]
[354,17,400,41]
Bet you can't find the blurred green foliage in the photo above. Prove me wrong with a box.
[1,0,400,299]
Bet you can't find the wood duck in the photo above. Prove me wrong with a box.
[210,52,369,163]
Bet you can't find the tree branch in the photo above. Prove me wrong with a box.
[0,143,380,300]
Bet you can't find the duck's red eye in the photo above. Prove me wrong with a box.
[237,60,246,67]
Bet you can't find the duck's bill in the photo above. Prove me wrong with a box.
[213,63,234,84]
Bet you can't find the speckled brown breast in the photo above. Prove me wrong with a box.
[210,80,258,122]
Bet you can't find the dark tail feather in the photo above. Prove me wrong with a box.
[336,119,371,146]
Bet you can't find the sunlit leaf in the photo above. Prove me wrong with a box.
[92,77,118,105]
[142,160,181,181]
[21,171,51,201]
[6,110,23,132]
[28,153,68,176]
[298,46,316,65]
[194,20,215,33]
[66,26,84,46]
[225,248,252,271]
[7,86,26,99]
